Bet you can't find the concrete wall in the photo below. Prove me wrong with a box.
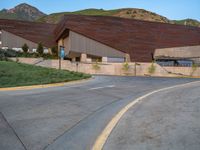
[1,30,38,51]
[10,57,200,77]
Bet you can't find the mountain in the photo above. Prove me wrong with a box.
[0,3,46,21]
[0,3,199,27]
[38,8,172,24]
[173,19,200,27]
[37,8,200,27]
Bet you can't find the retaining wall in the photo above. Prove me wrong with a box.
[10,58,200,77]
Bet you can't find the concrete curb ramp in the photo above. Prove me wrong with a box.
[92,80,200,150]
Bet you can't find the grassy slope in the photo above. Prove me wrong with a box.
[173,19,200,27]
[37,8,200,27]
[38,9,120,23]
[0,61,91,88]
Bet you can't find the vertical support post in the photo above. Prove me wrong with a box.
[134,62,137,76]
[76,62,78,72]
[81,53,87,62]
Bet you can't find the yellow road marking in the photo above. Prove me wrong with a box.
[92,80,200,150]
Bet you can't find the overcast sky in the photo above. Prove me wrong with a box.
[1,0,200,21]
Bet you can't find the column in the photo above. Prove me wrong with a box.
[81,53,87,62]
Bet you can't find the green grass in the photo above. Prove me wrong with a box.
[37,8,121,23]
[0,61,91,88]
[173,19,200,27]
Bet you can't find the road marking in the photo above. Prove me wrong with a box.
[92,80,200,150]
[89,85,115,90]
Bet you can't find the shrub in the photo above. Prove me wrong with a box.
[51,46,58,56]
[191,63,198,76]
[148,62,156,74]
[22,43,29,53]
[0,51,6,61]
[122,62,130,71]
[92,60,100,71]
[37,42,44,55]
[0,49,17,61]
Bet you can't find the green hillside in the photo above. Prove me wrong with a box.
[37,8,171,24]
[37,9,121,23]
[37,8,200,28]
[173,19,200,27]
[1,3,199,27]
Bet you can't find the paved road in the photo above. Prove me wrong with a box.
[0,76,199,150]
[104,80,200,150]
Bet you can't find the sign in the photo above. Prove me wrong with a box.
[60,46,65,59]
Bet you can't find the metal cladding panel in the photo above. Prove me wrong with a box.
[2,30,38,50]
[0,19,56,48]
[154,45,200,59]
[54,15,200,62]
[69,31,125,57]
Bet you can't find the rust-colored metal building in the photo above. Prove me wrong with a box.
[1,15,200,62]
[55,15,200,62]
[0,19,56,52]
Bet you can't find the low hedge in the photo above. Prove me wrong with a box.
[0,49,58,60]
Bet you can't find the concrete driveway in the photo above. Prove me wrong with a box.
[0,76,199,150]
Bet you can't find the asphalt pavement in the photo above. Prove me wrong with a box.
[0,76,199,150]
[104,80,200,150]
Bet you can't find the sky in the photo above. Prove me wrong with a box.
[1,0,200,21]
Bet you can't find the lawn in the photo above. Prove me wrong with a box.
[0,61,91,88]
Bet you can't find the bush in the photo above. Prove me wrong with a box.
[37,42,44,55]
[148,62,156,74]
[0,48,58,60]
[0,49,17,60]
[92,60,100,71]
[22,43,29,53]
[122,62,130,71]
[191,63,198,76]
[51,46,58,56]
[0,51,6,61]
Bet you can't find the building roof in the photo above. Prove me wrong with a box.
[0,19,56,48]
[54,15,200,62]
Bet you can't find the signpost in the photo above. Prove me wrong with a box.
[59,46,65,70]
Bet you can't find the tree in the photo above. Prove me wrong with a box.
[37,42,44,55]
[22,43,29,53]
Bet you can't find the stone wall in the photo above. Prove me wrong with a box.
[10,58,200,77]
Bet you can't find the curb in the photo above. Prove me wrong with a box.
[0,77,93,91]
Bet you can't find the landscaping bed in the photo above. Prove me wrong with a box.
[0,61,91,88]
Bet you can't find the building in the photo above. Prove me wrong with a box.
[55,15,200,63]
[0,19,56,52]
[1,15,200,62]
[154,45,200,66]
